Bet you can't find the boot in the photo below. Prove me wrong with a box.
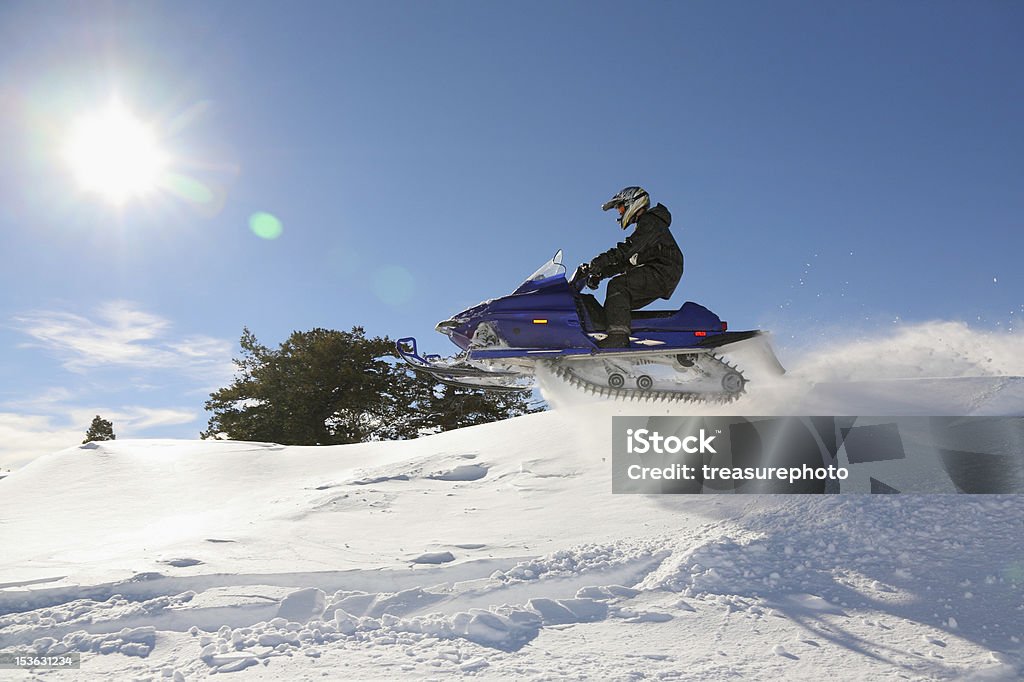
[597,328,631,349]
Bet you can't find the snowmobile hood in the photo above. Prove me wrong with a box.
[435,251,568,347]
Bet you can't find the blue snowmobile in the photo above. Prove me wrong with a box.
[397,250,784,402]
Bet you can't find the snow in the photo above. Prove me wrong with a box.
[1,323,1023,679]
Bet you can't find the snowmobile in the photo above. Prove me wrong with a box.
[397,250,785,403]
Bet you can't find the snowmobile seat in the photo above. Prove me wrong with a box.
[575,294,712,333]
[630,310,679,320]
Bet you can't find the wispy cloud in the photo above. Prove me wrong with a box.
[71,406,199,431]
[12,301,234,378]
[0,405,203,470]
[1,303,237,469]
[0,387,76,412]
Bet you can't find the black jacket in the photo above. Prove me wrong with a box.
[590,203,683,294]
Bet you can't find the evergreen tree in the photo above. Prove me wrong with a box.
[203,326,541,445]
[203,327,396,445]
[83,415,116,444]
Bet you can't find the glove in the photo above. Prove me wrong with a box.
[584,259,606,290]
[575,261,601,290]
[589,257,607,275]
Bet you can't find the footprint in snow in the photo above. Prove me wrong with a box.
[162,558,203,568]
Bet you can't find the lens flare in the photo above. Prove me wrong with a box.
[373,265,416,306]
[249,212,283,240]
[164,172,215,206]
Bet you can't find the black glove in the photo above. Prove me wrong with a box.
[578,261,603,290]
[592,252,618,273]
[587,258,610,290]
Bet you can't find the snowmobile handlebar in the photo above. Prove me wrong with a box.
[568,263,594,292]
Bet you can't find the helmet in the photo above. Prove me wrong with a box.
[601,186,650,229]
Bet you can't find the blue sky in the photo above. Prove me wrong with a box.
[1,1,1021,466]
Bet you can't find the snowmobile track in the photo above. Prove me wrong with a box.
[546,353,746,404]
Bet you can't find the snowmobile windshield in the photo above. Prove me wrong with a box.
[518,249,565,289]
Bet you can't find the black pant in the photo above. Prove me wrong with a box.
[605,267,673,334]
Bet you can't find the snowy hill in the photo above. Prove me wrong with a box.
[2,322,1024,680]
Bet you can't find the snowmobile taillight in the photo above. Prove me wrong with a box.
[694,331,707,337]
[533,319,548,324]
[722,321,728,331]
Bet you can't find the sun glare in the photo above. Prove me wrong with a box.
[63,100,168,205]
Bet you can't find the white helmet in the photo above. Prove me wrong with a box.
[601,186,650,229]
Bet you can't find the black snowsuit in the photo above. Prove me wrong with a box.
[589,203,683,335]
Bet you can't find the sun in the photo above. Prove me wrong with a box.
[63,100,168,205]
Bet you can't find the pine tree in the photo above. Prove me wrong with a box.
[83,415,116,444]
[204,327,407,445]
[203,326,542,444]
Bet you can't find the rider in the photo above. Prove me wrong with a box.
[583,186,684,348]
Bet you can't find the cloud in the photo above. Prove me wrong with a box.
[0,387,75,412]
[12,301,234,379]
[0,413,83,470]
[2,303,235,469]
[0,405,203,470]
[71,406,199,431]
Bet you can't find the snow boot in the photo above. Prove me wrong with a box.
[598,328,631,349]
